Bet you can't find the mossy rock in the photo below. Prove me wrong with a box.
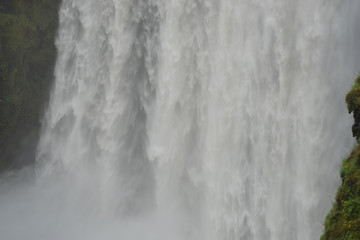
[321,148,360,239]
[346,75,360,141]
[322,78,360,239]
[0,0,60,171]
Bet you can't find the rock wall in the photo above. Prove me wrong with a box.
[0,0,60,170]
[321,75,360,240]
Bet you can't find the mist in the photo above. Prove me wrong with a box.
[2,0,360,240]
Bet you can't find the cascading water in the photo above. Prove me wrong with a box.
[1,0,360,239]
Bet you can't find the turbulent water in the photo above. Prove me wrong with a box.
[1,0,360,240]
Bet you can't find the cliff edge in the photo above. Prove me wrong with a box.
[321,75,360,240]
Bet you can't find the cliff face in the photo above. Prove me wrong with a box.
[321,75,360,240]
[0,0,60,170]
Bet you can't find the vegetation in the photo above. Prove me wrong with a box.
[0,0,60,171]
[321,75,360,239]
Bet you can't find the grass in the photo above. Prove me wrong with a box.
[321,77,360,239]
[346,74,360,114]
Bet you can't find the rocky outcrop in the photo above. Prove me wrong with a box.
[321,75,360,240]
[0,0,60,171]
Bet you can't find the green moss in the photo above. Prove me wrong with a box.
[321,78,360,239]
[346,74,360,114]
[0,0,60,171]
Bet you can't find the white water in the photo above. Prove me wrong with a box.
[1,0,360,239]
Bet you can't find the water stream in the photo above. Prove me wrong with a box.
[2,1,360,239]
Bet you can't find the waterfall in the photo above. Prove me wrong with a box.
[1,0,360,239]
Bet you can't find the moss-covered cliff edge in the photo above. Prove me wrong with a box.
[321,75,360,239]
[0,0,60,171]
